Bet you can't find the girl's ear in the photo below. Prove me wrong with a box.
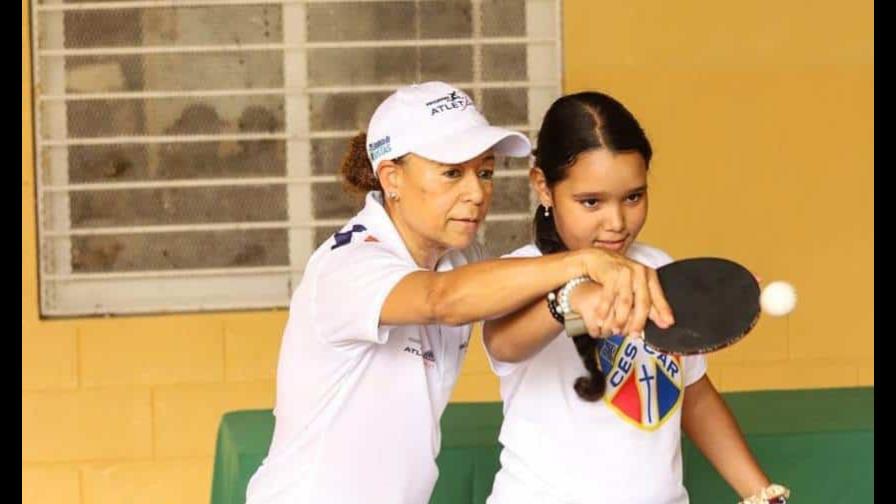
[530,167,553,208]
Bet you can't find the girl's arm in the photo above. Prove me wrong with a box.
[682,375,771,499]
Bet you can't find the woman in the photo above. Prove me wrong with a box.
[245,82,674,504]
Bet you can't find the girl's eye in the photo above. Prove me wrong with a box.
[626,192,644,203]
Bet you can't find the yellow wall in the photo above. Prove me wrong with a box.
[23,0,872,503]
[560,0,873,391]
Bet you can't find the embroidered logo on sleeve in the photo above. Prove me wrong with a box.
[330,224,367,250]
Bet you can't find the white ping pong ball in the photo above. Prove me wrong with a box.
[760,281,797,316]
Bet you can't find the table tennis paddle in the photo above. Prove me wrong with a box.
[643,257,761,355]
[565,257,761,401]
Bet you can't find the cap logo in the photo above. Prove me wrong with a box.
[367,135,392,160]
[425,90,472,116]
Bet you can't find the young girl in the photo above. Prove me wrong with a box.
[483,91,790,504]
[244,82,675,504]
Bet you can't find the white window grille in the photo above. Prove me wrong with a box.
[30,0,563,316]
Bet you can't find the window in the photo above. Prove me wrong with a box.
[31,0,562,316]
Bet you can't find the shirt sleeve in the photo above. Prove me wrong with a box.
[482,244,543,377]
[683,354,708,386]
[312,242,423,345]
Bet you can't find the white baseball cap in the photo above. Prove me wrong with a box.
[365,81,532,175]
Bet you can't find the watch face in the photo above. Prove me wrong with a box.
[563,313,587,338]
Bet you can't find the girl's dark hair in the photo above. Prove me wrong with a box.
[533,91,652,402]
[340,133,382,196]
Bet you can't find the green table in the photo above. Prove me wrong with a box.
[212,387,873,503]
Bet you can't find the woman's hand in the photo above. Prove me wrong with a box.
[573,248,675,337]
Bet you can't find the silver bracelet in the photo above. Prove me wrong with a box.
[738,484,790,504]
[557,276,590,316]
[558,276,591,338]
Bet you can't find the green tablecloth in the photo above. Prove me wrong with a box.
[212,387,873,503]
